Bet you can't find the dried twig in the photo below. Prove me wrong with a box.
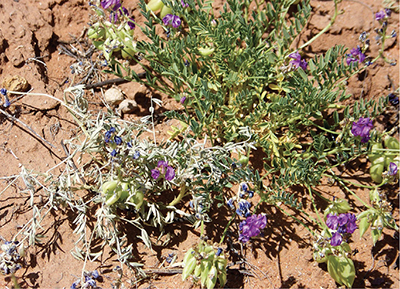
[0,107,55,148]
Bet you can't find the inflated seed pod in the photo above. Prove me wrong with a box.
[147,0,164,12]
[368,142,383,163]
[384,136,399,150]
[370,162,384,183]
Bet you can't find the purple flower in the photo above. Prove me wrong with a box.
[181,0,189,8]
[241,183,248,192]
[375,10,386,21]
[288,51,307,70]
[330,231,343,246]
[110,149,118,157]
[162,14,182,28]
[346,46,366,65]
[101,0,120,9]
[388,162,397,176]
[127,18,135,29]
[326,213,339,230]
[165,166,175,181]
[351,117,373,143]
[216,247,223,256]
[385,8,392,17]
[239,214,267,243]
[151,169,160,180]
[0,88,7,96]
[338,213,348,226]
[180,96,186,104]
[152,160,175,181]
[345,213,357,234]
[389,162,398,176]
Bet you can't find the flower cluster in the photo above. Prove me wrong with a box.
[162,14,181,28]
[346,46,366,65]
[70,270,101,289]
[326,213,357,246]
[239,214,267,243]
[351,117,373,143]
[239,183,254,198]
[375,9,391,21]
[236,200,251,217]
[0,241,22,275]
[101,0,135,28]
[288,51,307,70]
[151,160,175,181]
[0,88,10,108]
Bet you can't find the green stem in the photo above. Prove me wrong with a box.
[219,212,237,245]
[299,0,339,50]
[326,171,371,208]
[169,182,187,206]
[307,185,326,228]
[276,205,315,236]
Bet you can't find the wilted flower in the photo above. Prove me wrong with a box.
[346,46,366,65]
[288,51,307,70]
[239,214,267,243]
[351,117,373,143]
[162,14,181,28]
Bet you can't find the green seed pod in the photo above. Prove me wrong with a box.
[101,180,119,196]
[370,163,384,183]
[147,0,164,12]
[206,266,218,289]
[368,142,383,163]
[160,5,172,19]
[182,256,197,281]
[198,47,215,57]
[218,272,227,288]
[183,249,196,265]
[238,153,249,167]
[88,25,106,40]
[384,136,399,150]
[371,156,385,166]
[358,215,371,239]
[105,191,121,206]
[118,182,130,201]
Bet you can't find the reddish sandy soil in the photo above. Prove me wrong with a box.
[0,0,398,288]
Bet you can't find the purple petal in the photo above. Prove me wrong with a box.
[326,213,338,230]
[330,231,343,246]
[151,169,160,180]
[165,166,175,181]
[389,162,398,176]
